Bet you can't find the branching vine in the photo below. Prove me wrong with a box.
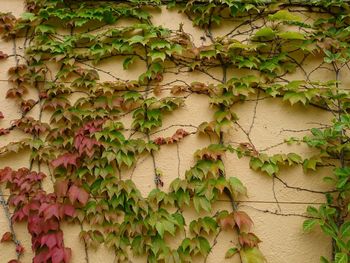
[0,0,350,263]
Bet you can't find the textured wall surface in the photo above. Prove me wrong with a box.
[0,1,335,263]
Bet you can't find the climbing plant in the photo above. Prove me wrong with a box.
[0,0,350,262]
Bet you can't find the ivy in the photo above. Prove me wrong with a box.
[1,0,350,262]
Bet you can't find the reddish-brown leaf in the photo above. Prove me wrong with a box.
[154,129,189,145]
[154,137,165,145]
[51,153,79,169]
[233,211,253,233]
[61,205,75,218]
[68,185,89,205]
[1,231,12,242]
[171,85,187,95]
[54,180,68,198]
[6,87,25,98]
[218,213,236,230]
[21,99,36,113]
[0,51,8,59]
[238,232,261,248]
[0,128,10,136]
[38,91,48,99]
[190,82,210,94]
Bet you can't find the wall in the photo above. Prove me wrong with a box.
[0,1,335,262]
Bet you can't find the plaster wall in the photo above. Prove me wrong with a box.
[0,1,334,263]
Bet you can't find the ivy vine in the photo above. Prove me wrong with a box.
[0,0,350,263]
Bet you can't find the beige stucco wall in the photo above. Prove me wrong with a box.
[0,1,335,262]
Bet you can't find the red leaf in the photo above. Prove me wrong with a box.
[0,111,4,119]
[63,248,72,262]
[51,247,64,263]
[60,204,75,218]
[41,203,60,221]
[48,247,72,263]
[154,137,165,145]
[40,232,63,249]
[1,231,12,242]
[0,167,12,183]
[51,153,79,169]
[33,251,48,263]
[15,244,24,254]
[28,215,44,235]
[233,211,253,233]
[8,260,20,263]
[74,135,100,157]
[68,185,89,205]
[41,218,60,233]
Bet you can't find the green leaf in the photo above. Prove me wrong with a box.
[197,237,210,256]
[193,196,211,212]
[168,44,183,55]
[320,256,330,263]
[202,217,218,234]
[21,12,36,21]
[306,206,319,217]
[287,153,302,164]
[200,197,211,212]
[320,224,337,238]
[124,91,142,102]
[123,56,135,70]
[335,253,348,263]
[93,230,104,243]
[340,222,350,237]
[149,50,166,61]
[173,213,185,229]
[156,221,165,238]
[150,62,163,74]
[303,158,318,171]
[150,40,171,50]
[283,91,307,105]
[240,247,266,263]
[303,219,318,232]
[228,177,247,198]
[254,27,275,39]
[35,24,55,34]
[261,163,278,176]
[268,10,302,22]
[128,35,147,45]
[249,158,263,171]
[199,50,216,59]
[225,247,238,258]
[278,31,305,40]
[163,220,176,236]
